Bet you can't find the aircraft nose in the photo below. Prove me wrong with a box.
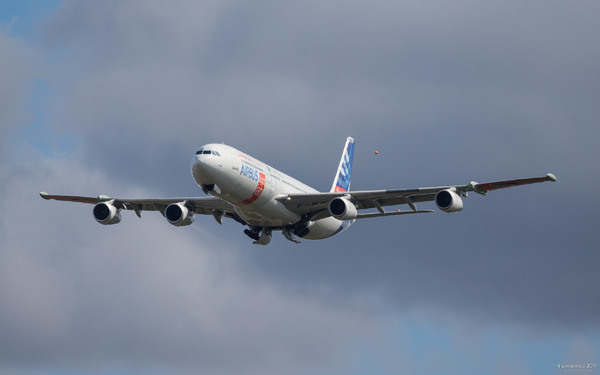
[191,153,211,186]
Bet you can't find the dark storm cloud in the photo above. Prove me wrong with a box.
[40,0,600,184]
[32,0,600,331]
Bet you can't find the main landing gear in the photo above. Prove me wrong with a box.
[243,226,272,245]
[243,225,303,245]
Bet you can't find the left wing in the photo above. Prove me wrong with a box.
[39,192,243,224]
[276,173,557,219]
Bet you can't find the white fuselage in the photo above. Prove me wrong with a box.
[191,143,351,240]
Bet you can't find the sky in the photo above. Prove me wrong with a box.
[0,1,599,374]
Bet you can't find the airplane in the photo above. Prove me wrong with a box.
[40,137,556,245]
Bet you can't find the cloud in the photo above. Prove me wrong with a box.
[0,28,38,156]
[2,0,600,373]
[23,0,600,330]
[38,0,600,186]
[0,154,382,374]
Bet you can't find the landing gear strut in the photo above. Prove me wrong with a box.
[283,226,301,244]
[243,228,260,241]
[243,226,272,245]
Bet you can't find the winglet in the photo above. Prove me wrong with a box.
[546,173,557,182]
[40,192,50,199]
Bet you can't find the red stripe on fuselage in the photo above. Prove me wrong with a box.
[238,172,266,205]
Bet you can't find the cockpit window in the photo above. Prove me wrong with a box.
[196,148,220,156]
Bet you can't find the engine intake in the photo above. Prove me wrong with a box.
[328,197,358,220]
[165,202,195,226]
[435,189,463,213]
[93,202,121,224]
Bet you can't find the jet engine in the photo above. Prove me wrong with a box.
[328,197,358,220]
[435,189,463,213]
[164,202,195,226]
[93,202,121,224]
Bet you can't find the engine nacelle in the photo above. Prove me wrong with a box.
[435,189,464,213]
[328,197,358,220]
[164,202,195,226]
[93,202,121,225]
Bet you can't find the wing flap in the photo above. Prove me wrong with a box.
[356,209,434,219]
[356,192,439,210]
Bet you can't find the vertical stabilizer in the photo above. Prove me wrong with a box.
[330,137,355,192]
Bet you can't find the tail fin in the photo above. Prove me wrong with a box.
[330,137,355,192]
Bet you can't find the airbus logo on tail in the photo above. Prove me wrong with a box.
[333,137,355,192]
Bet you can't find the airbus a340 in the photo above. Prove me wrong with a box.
[40,137,556,245]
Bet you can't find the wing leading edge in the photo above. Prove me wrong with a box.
[39,192,239,222]
[459,173,557,195]
[276,173,557,218]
